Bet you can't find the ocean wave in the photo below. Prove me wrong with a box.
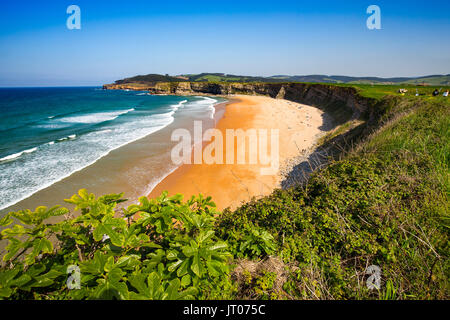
[144,165,179,195]
[149,110,176,119]
[0,147,38,162]
[0,110,176,211]
[194,96,217,103]
[58,108,135,124]
[209,105,216,119]
[171,100,188,113]
[34,123,71,129]
[178,100,188,107]
[0,96,224,211]
[95,129,113,134]
[0,133,78,164]
[192,97,218,119]
[57,134,76,142]
[191,97,217,119]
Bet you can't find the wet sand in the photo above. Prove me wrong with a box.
[149,95,329,210]
[0,99,226,254]
[0,100,226,217]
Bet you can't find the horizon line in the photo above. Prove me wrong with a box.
[1,72,449,88]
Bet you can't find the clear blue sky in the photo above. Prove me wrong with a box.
[0,0,449,86]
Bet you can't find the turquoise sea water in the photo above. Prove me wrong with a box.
[0,87,220,210]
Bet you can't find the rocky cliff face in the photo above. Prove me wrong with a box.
[103,81,381,189]
[102,82,376,122]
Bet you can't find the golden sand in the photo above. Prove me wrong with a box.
[148,95,327,210]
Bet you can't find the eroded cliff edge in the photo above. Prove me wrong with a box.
[103,81,382,188]
[103,81,376,123]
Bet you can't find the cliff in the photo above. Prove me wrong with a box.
[103,81,377,123]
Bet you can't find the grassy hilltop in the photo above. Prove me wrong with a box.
[115,73,450,86]
[0,84,448,300]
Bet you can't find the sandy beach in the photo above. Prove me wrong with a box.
[149,95,329,210]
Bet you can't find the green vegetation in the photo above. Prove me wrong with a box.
[0,192,235,299]
[349,84,450,100]
[403,75,450,86]
[185,73,268,83]
[115,72,450,86]
[218,95,449,299]
[115,74,187,84]
[0,84,448,300]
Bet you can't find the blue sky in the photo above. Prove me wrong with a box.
[0,0,449,86]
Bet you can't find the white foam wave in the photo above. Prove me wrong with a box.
[57,134,76,142]
[0,110,175,211]
[177,100,188,107]
[58,108,134,124]
[0,97,227,211]
[95,129,113,134]
[144,165,179,196]
[190,97,218,119]
[0,147,38,162]
[170,100,188,114]
[209,105,216,119]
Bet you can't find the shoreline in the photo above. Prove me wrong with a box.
[0,95,222,216]
[143,98,233,196]
[0,92,330,216]
[148,95,330,211]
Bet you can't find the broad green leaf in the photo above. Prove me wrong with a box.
[3,238,23,262]
[103,256,116,272]
[116,255,140,270]
[182,246,196,258]
[0,268,20,285]
[180,287,198,300]
[9,211,33,225]
[1,224,28,238]
[176,259,189,277]
[166,278,181,300]
[197,230,215,244]
[0,287,12,298]
[206,260,225,277]
[168,259,183,272]
[9,274,32,287]
[147,272,162,298]
[0,214,13,227]
[166,250,178,260]
[128,273,148,295]
[180,274,191,287]
[191,253,202,277]
[208,242,228,252]
[24,238,53,265]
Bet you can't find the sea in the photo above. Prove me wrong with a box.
[0,87,224,213]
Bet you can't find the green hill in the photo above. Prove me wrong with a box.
[403,75,450,86]
[114,73,450,86]
[115,74,187,84]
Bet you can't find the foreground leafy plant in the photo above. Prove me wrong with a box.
[1,90,448,300]
[0,190,233,300]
